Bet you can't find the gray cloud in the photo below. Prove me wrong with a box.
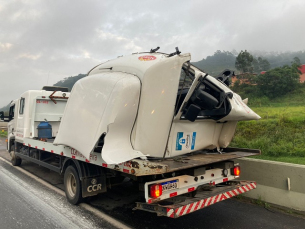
[0,0,304,107]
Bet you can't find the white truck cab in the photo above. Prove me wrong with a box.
[5,88,69,152]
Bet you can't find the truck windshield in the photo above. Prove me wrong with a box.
[179,65,195,89]
[175,63,195,114]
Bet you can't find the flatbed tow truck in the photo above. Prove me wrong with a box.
[1,47,260,218]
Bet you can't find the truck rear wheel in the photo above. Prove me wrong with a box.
[11,145,22,166]
[64,165,82,205]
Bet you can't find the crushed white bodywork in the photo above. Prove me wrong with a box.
[55,52,260,163]
[12,52,260,164]
[54,72,146,163]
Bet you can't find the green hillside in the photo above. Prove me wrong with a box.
[0,104,9,112]
[53,74,86,91]
[192,50,236,76]
[231,106,305,165]
[233,85,305,107]
[230,87,305,165]
[192,50,305,76]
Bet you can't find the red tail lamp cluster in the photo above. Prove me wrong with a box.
[150,184,162,198]
[233,165,241,176]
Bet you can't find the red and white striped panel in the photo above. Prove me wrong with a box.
[167,182,256,218]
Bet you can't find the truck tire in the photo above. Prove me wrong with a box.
[11,145,22,166]
[64,165,82,205]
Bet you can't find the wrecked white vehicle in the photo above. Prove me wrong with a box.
[3,47,260,218]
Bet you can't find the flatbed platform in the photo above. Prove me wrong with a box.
[146,148,261,173]
[21,138,261,176]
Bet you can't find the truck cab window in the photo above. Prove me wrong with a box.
[19,98,25,115]
[175,64,195,114]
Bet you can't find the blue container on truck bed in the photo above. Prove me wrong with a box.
[37,121,52,139]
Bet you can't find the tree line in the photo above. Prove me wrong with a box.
[192,50,305,75]
[232,50,302,98]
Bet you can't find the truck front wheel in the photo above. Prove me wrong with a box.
[64,165,82,205]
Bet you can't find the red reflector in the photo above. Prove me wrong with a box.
[150,184,162,198]
[234,166,241,176]
[223,178,228,182]
[170,192,177,197]
[188,187,195,192]
[123,169,129,173]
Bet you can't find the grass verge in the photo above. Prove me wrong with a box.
[0,130,7,138]
[231,106,305,165]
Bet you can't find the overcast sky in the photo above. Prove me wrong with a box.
[1,0,304,107]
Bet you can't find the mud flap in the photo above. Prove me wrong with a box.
[82,174,107,198]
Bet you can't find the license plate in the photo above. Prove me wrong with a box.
[161,180,178,191]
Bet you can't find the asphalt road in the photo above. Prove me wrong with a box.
[0,137,305,229]
[0,161,104,229]
[0,142,116,229]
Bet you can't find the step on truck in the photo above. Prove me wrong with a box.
[1,47,261,218]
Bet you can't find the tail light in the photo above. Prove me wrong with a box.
[233,166,241,176]
[150,184,162,198]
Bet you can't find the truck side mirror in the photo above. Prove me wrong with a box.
[184,104,201,122]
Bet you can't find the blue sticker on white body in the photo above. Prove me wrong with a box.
[176,132,183,150]
[176,132,196,151]
[191,132,196,150]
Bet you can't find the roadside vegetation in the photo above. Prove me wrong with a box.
[231,89,305,165]
[0,130,7,138]
[228,51,305,165]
